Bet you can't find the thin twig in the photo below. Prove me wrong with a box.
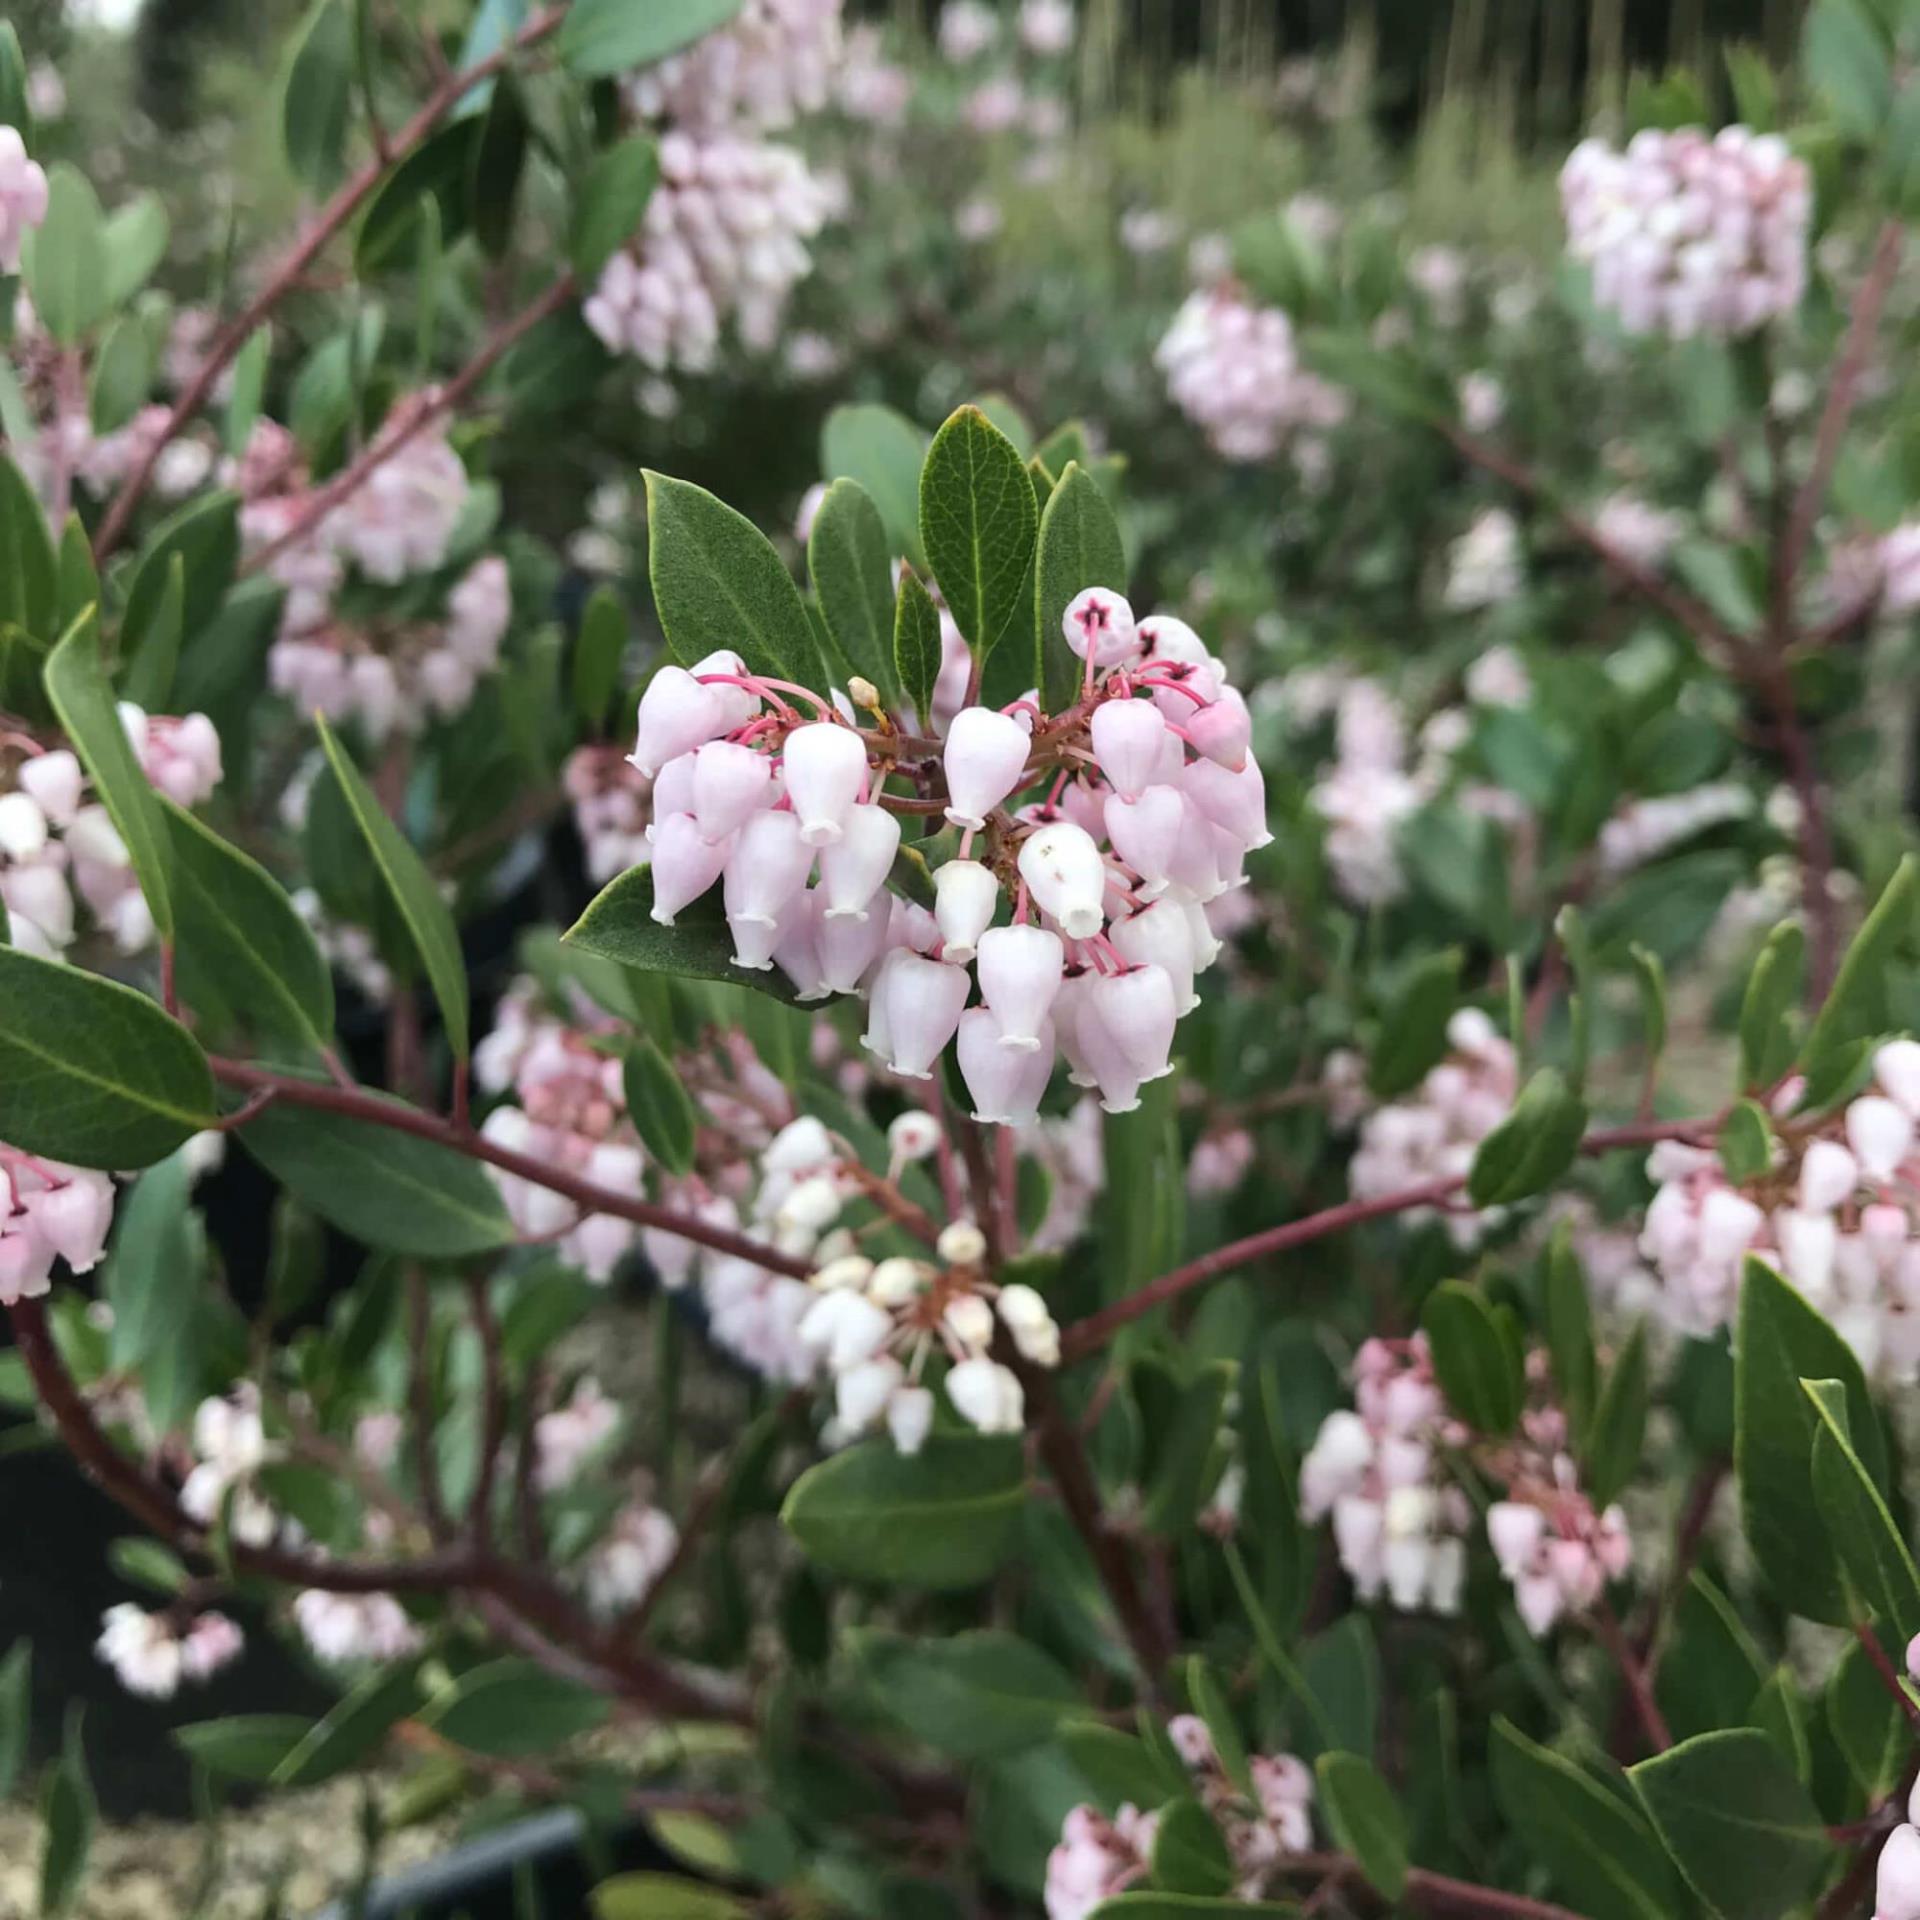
[1591,1599,1672,1754]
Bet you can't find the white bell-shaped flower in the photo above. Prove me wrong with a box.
[877,952,971,1079]
[1017,819,1107,940]
[1877,1040,1920,1119]
[0,792,48,860]
[648,814,732,924]
[837,1355,906,1434]
[723,810,811,932]
[996,1282,1060,1366]
[943,706,1032,829]
[933,858,999,961]
[632,667,727,777]
[688,649,762,732]
[1061,586,1137,667]
[946,1356,1024,1433]
[690,740,774,842]
[975,924,1064,1050]
[1181,753,1274,850]
[1878,1826,1920,1920]
[1485,1501,1545,1578]
[1109,900,1197,1014]
[956,1007,1054,1125]
[1848,1094,1915,1182]
[16,750,83,826]
[816,904,890,995]
[1103,786,1184,898]
[1185,686,1251,770]
[817,802,899,919]
[1090,699,1170,800]
[783,723,868,846]
[799,1288,893,1370]
[887,1385,935,1455]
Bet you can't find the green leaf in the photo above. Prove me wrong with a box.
[644,469,818,687]
[624,1037,697,1177]
[1136,1357,1232,1536]
[102,1149,196,1370]
[0,453,57,642]
[422,1657,609,1758]
[123,489,240,648]
[1149,1800,1235,1897]
[1827,1629,1908,1796]
[1542,1223,1598,1434]
[0,1642,28,1798]
[21,165,107,346]
[1467,1067,1588,1208]
[39,1707,94,1916]
[565,864,806,1004]
[1746,1668,1809,1781]
[1628,1728,1827,1920]
[1370,948,1462,1098]
[1736,1256,1885,1625]
[1087,1902,1300,1919]
[0,945,215,1167]
[1583,1321,1650,1508]
[590,1875,750,1920]
[809,478,899,704]
[1185,1657,1252,1796]
[1489,1718,1681,1920]
[1300,330,1451,421]
[45,605,174,939]
[1739,922,1804,1089]
[572,585,627,730]
[0,23,31,145]
[469,70,529,258]
[854,1630,1077,1759]
[1802,855,1917,1089]
[315,716,469,1058]
[166,800,336,1057]
[569,134,658,283]
[1059,1722,1184,1814]
[88,313,154,435]
[1804,1377,1920,1642]
[1420,1281,1522,1434]
[174,1715,312,1783]
[894,567,944,726]
[281,0,353,189]
[822,401,927,565]
[101,195,169,310]
[1315,1752,1408,1900]
[239,1099,514,1256]
[355,121,480,271]
[119,553,183,712]
[557,0,745,76]
[1657,1573,1768,1743]
[274,1660,424,1787]
[1034,461,1127,716]
[107,1537,190,1595]
[224,323,272,457]
[1804,0,1893,136]
[919,404,1038,659]
[1718,1100,1774,1185]
[781,1435,1027,1589]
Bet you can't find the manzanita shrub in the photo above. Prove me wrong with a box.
[14,2,1920,1918]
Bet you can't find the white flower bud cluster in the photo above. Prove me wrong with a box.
[0,125,47,271]
[622,0,841,132]
[629,593,1266,1121]
[583,131,834,373]
[1640,1044,1920,1372]
[0,1140,114,1307]
[1592,493,1686,572]
[1306,679,1423,908]
[1560,126,1811,340]
[533,1376,621,1490]
[180,1388,279,1548]
[1045,1727,1313,1920]
[1347,1011,1518,1248]
[582,1500,680,1615]
[293,1589,423,1666]
[1300,1336,1470,1615]
[1464,643,1531,709]
[1155,287,1348,464]
[1,703,223,960]
[563,744,654,884]
[1596,780,1752,875]
[95,1605,243,1699]
[1442,507,1524,611]
[799,1212,1061,1452]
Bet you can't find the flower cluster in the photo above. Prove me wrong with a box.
[1639,1042,1920,1373]
[180,1389,278,1548]
[800,1214,1062,1450]
[582,1500,680,1615]
[1560,126,1811,340]
[628,589,1266,1122]
[0,1142,114,1307]
[0,124,48,270]
[621,0,841,132]
[1305,678,1422,907]
[564,744,654,883]
[1156,286,1347,465]
[95,1605,243,1699]
[1300,1336,1470,1615]
[1045,1722,1314,1919]
[1592,492,1686,572]
[293,1590,423,1667]
[1443,507,1524,611]
[1348,1010,1517,1246]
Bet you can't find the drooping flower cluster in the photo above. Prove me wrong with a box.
[627,589,1266,1121]
[0,124,48,270]
[1347,1011,1517,1246]
[582,1500,680,1615]
[1442,507,1524,611]
[293,1589,423,1667]
[1592,493,1687,572]
[621,0,841,131]
[564,744,654,883]
[95,1604,243,1699]
[1045,1722,1315,1919]
[1560,126,1811,340]
[1300,1336,1470,1615]
[179,1388,279,1548]
[1155,286,1347,464]
[1639,1042,1920,1373]
[0,1140,114,1307]
[1305,678,1422,907]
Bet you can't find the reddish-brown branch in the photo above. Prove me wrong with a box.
[468,1272,507,1547]
[208,1055,813,1277]
[1288,1856,1590,1920]
[1764,654,1841,1004]
[89,5,567,561]
[1592,1599,1672,1755]
[1058,1116,1716,1361]
[241,275,578,578]
[1855,1621,1920,1728]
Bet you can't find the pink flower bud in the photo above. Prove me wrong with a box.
[957,1006,1055,1124]
[1184,686,1252,771]
[690,740,774,841]
[632,667,727,778]
[1800,1138,1859,1214]
[1879,1825,1920,1920]
[1090,699,1170,800]
[817,802,899,920]
[1062,587,1138,667]
[976,924,1064,1050]
[877,952,972,1079]
[933,858,999,961]
[17,750,83,826]
[1848,1095,1915,1181]
[1103,786,1184,897]
[32,1175,113,1274]
[648,813,731,924]
[1109,900,1197,1014]
[1486,1500,1545,1576]
[1018,820,1108,940]
[1181,754,1273,850]
[943,706,1032,829]
[783,723,868,846]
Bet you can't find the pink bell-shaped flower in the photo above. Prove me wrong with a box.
[943,706,1032,829]
[723,811,812,968]
[772,890,830,1001]
[1080,965,1177,1110]
[688,649,762,732]
[1181,753,1274,850]
[1877,1824,1920,1920]
[690,740,773,842]
[1090,698,1170,800]
[31,1175,113,1274]
[1103,786,1184,898]
[933,859,999,961]
[783,723,869,847]
[957,1007,1056,1124]
[975,924,1064,1050]
[648,813,732,925]
[631,667,727,778]
[1184,686,1251,771]
[1017,820,1107,940]
[817,803,899,920]
[1109,899,1197,1013]
[878,952,971,1079]
[817,901,891,994]
[17,749,83,826]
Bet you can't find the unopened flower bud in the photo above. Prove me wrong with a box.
[996,1282,1059,1365]
[933,858,999,961]
[887,1110,943,1164]
[868,1256,931,1308]
[812,1254,876,1293]
[946,1356,1024,1432]
[888,1385,935,1454]
[938,1220,988,1267]
[847,675,881,710]
[943,1291,996,1352]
